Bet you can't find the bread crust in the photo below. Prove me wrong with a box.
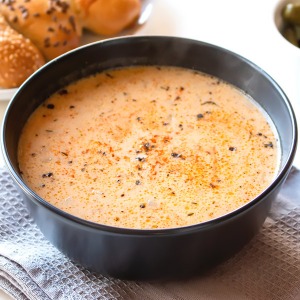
[0,0,142,88]
[0,15,45,88]
[73,0,141,35]
[0,0,82,61]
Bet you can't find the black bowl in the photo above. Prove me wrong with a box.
[1,36,297,280]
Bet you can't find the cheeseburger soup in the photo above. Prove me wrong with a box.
[18,66,279,229]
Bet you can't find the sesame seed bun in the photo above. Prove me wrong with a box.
[0,0,82,61]
[0,15,45,88]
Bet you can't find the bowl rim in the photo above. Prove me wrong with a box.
[1,35,298,235]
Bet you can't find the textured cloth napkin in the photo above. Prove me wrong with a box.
[0,166,299,300]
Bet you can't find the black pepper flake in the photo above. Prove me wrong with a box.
[187,213,194,216]
[143,142,151,152]
[140,203,146,208]
[264,142,274,148]
[229,147,236,151]
[121,193,125,197]
[163,122,169,126]
[68,160,73,164]
[42,172,53,178]
[197,113,204,119]
[69,105,75,109]
[61,152,68,156]
[136,157,145,162]
[171,152,181,158]
[135,180,141,185]
[257,132,267,138]
[46,103,55,109]
[31,153,36,157]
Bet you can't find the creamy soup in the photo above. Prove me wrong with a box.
[18,66,279,229]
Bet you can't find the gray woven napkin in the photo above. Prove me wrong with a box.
[0,166,299,300]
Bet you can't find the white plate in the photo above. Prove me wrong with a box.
[0,0,153,102]
[0,87,18,102]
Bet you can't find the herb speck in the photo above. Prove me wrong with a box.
[42,172,53,178]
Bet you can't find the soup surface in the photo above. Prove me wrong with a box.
[18,66,279,229]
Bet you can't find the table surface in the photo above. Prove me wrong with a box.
[0,0,299,298]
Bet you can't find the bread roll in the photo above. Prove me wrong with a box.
[0,15,45,88]
[0,0,82,61]
[72,0,141,36]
